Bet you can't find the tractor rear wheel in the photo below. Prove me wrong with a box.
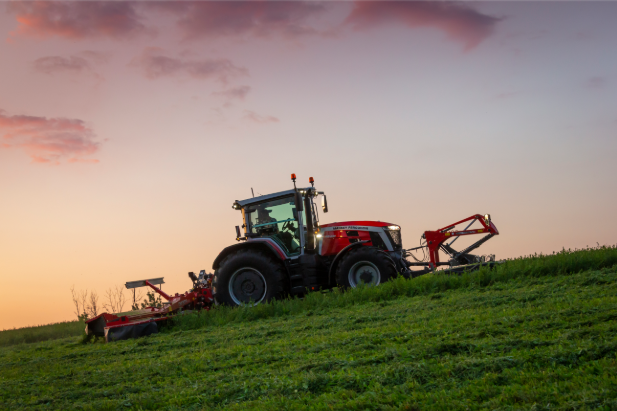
[213,249,286,306]
[336,247,396,289]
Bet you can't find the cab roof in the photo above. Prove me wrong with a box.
[236,187,312,207]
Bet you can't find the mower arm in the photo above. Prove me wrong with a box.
[423,214,499,268]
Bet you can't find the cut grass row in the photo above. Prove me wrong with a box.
[1,264,616,410]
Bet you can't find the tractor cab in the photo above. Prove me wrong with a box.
[232,182,327,257]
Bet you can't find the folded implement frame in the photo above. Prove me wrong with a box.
[403,214,500,275]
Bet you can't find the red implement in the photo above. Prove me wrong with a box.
[85,272,214,342]
[422,214,499,270]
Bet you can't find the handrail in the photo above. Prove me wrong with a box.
[252,218,296,228]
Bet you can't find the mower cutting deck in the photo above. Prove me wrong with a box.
[86,272,214,342]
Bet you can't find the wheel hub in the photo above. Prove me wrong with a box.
[229,268,267,305]
[241,280,256,294]
[349,261,381,287]
[359,269,375,284]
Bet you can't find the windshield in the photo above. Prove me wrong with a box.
[245,196,302,255]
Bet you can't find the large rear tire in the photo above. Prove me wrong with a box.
[335,247,396,289]
[213,249,286,306]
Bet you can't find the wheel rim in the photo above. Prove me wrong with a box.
[229,267,267,305]
[348,261,381,287]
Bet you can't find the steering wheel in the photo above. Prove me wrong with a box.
[282,220,299,238]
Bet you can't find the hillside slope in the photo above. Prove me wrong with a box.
[1,250,617,410]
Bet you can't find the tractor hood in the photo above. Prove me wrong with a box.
[320,221,395,229]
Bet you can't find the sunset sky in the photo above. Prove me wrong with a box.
[1,1,616,330]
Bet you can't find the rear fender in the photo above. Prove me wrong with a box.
[212,239,287,270]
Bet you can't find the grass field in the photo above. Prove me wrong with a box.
[0,321,84,348]
[1,246,617,410]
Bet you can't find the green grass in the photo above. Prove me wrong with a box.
[0,321,84,348]
[174,244,617,330]
[1,246,617,410]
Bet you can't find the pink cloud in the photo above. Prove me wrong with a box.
[130,48,248,84]
[344,1,502,50]
[32,51,109,81]
[7,1,327,41]
[33,55,92,75]
[154,1,327,41]
[0,109,101,164]
[6,1,500,51]
[243,110,279,124]
[213,86,251,101]
[7,1,147,40]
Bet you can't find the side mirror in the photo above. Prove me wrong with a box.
[235,225,242,239]
[322,195,328,213]
[292,208,298,220]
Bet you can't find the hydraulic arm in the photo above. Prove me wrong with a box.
[405,214,499,271]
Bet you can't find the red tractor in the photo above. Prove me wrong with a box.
[86,174,500,341]
[212,174,499,306]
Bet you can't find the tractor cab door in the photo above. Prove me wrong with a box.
[245,195,307,256]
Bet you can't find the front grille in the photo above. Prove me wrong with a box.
[369,232,387,250]
[385,229,402,250]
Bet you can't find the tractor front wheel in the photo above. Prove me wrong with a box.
[336,247,396,289]
[213,249,286,306]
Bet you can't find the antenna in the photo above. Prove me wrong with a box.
[251,188,254,198]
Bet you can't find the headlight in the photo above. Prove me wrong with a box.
[384,225,402,248]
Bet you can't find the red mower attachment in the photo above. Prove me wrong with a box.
[85,271,214,342]
[404,214,500,274]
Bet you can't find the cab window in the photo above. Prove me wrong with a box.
[245,196,303,255]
